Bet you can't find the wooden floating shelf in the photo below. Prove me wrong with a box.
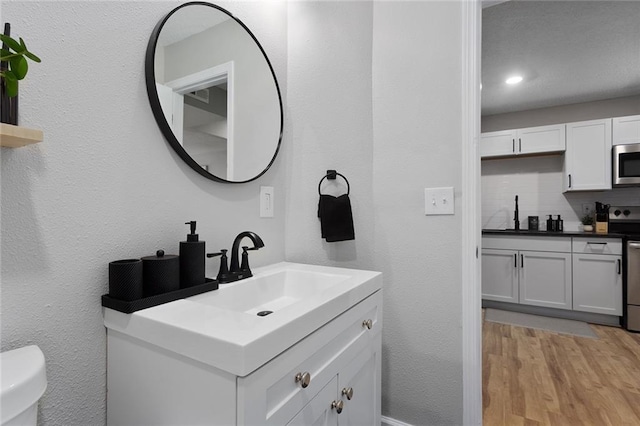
[0,123,43,148]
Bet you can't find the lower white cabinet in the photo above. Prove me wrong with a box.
[107,291,382,425]
[572,238,623,315]
[519,251,572,309]
[481,246,571,309]
[482,235,624,318]
[481,249,518,303]
[482,236,572,310]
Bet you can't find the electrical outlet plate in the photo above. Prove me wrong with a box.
[260,186,274,217]
[425,187,455,215]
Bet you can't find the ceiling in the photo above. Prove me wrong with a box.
[482,1,640,116]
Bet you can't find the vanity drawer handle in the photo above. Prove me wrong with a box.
[331,400,344,414]
[342,387,354,400]
[362,319,373,330]
[295,372,311,388]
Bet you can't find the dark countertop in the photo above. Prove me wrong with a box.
[482,229,626,239]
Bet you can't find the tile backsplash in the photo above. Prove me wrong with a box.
[482,155,640,231]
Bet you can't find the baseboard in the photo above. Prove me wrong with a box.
[381,415,413,426]
[482,300,622,327]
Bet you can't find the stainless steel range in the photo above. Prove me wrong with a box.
[609,206,640,332]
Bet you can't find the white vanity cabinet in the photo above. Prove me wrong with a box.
[572,238,623,316]
[564,118,612,191]
[106,288,382,426]
[482,236,572,310]
[480,124,566,158]
[613,115,640,145]
[237,291,381,425]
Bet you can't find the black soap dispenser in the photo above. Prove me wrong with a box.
[180,221,206,288]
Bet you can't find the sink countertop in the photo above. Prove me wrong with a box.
[482,229,626,238]
[103,262,382,377]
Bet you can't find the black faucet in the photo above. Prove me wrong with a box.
[229,231,264,281]
[514,195,520,231]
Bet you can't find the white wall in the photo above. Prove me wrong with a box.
[482,98,640,231]
[0,2,288,425]
[372,2,463,424]
[285,1,465,424]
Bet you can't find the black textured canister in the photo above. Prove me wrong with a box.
[109,259,143,301]
[180,240,205,288]
[142,250,180,296]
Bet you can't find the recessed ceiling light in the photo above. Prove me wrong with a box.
[506,75,523,85]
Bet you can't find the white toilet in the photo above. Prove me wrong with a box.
[1,346,47,426]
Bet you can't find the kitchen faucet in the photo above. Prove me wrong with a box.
[514,195,520,231]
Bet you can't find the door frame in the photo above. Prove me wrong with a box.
[461,0,482,424]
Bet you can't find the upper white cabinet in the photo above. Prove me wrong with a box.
[564,118,612,192]
[613,115,640,146]
[480,124,566,158]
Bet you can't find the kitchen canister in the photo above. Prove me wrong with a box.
[141,250,180,296]
[109,259,143,301]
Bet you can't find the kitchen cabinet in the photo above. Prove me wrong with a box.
[613,115,640,146]
[481,249,519,303]
[572,238,623,316]
[519,251,572,310]
[107,290,382,426]
[480,124,566,158]
[564,118,612,191]
[482,236,572,310]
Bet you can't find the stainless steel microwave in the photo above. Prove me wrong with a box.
[613,144,640,187]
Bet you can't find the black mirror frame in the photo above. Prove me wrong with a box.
[145,1,284,183]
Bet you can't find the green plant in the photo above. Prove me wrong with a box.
[581,214,594,226]
[0,33,40,97]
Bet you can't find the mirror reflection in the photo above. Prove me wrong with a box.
[148,3,282,182]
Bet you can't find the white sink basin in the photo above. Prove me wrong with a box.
[103,262,381,376]
[189,269,350,315]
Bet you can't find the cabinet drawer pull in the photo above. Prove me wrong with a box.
[586,242,607,245]
[294,372,311,388]
[363,319,373,330]
[618,259,621,275]
[514,253,517,268]
[512,139,515,153]
[520,254,524,268]
[342,387,354,400]
[331,400,344,414]
[518,138,521,152]
[568,174,572,188]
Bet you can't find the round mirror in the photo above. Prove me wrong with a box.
[145,2,283,183]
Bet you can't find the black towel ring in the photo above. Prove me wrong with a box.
[318,170,350,195]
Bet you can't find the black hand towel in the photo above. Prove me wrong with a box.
[318,194,355,242]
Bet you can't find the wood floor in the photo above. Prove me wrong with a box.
[483,317,640,425]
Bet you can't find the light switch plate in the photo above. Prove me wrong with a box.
[260,186,274,218]
[424,187,455,215]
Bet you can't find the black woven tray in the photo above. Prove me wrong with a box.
[102,278,218,314]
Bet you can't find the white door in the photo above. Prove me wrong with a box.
[155,83,184,145]
[338,345,378,426]
[564,119,612,191]
[573,254,623,315]
[518,124,566,155]
[287,377,338,426]
[480,130,517,158]
[481,249,519,303]
[519,251,572,309]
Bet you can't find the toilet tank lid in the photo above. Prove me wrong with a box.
[1,345,47,424]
